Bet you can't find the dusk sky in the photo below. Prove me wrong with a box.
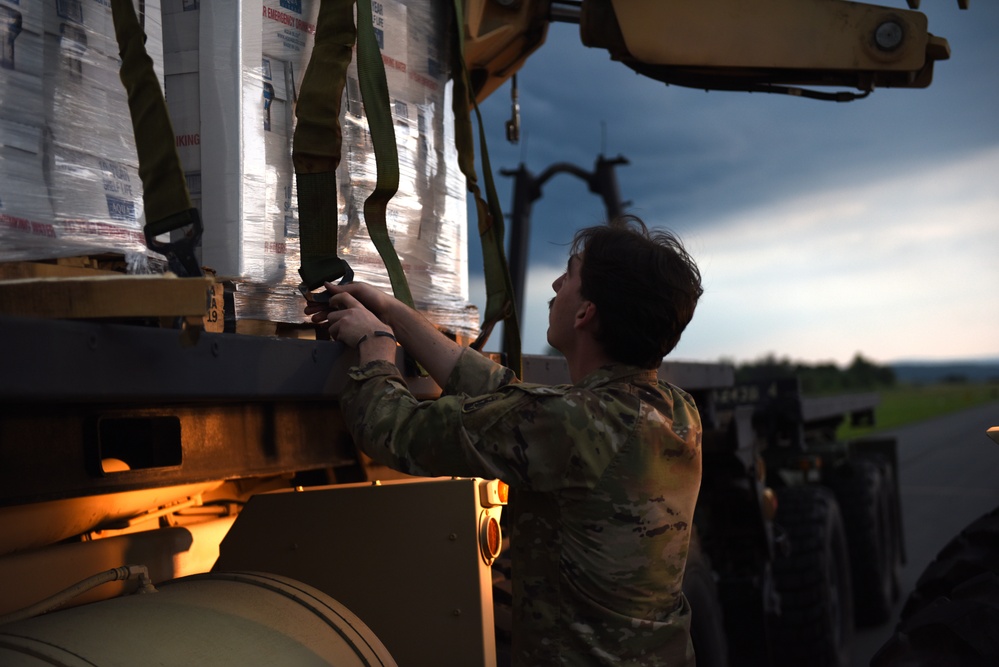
[464,2,998,367]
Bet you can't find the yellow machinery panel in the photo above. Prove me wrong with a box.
[214,477,506,667]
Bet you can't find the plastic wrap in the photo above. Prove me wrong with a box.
[332,0,475,339]
[0,0,162,268]
[163,0,476,338]
[2,0,476,339]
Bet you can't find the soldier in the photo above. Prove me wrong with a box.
[307,215,704,666]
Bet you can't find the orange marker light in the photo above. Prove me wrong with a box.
[479,479,509,507]
[479,513,502,565]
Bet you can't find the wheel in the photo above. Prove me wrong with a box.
[879,457,904,602]
[682,531,729,667]
[771,485,854,667]
[899,505,999,622]
[870,505,999,666]
[828,455,901,626]
[871,572,999,666]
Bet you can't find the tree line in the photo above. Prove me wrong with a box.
[733,353,896,394]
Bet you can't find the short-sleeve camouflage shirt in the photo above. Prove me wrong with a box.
[342,348,702,666]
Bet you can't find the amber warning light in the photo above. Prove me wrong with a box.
[479,513,503,565]
[479,479,509,507]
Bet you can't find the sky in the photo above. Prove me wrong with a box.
[463,2,999,367]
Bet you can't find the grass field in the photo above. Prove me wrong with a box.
[837,382,999,441]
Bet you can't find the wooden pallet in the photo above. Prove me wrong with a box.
[0,271,222,333]
[0,257,122,279]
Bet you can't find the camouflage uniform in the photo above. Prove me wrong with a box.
[342,347,702,666]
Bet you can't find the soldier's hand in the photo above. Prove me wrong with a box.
[323,291,395,353]
[304,282,390,323]
[326,282,394,319]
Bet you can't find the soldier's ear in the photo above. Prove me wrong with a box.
[574,301,598,331]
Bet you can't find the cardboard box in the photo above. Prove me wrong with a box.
[42,32,139,164]
[0,119,57,260]
[0,0,165,265]
[41,0,163,163]
[0,122,147,263]
[42,0,163,70]
[160,0,319,283]
[0,2,43,127]
[0,0,41,36]
[160,0,476,336]
[45,145,147,257]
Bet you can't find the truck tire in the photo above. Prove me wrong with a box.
[828,456,901,626]
[683,533,729,667]
[870,506,999,666]
[870,572,999,667]
[771,485,854,667]
[899,505,999,622]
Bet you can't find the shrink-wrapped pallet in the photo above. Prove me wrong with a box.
[163,0,476,338]
[0,0,161,268]
[1,0,476,339]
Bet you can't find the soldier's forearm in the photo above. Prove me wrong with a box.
[379,298,463,388]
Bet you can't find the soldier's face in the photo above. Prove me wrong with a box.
[547,255,584,352]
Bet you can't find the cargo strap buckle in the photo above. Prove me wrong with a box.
[144,208,204,278]
[298,260,354,304]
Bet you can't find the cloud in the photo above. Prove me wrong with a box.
[468,147,999,364]
[672,147,999,364]
[463,4,999,365]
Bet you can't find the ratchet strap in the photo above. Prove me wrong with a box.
[293,0,357,293]
[296,0,414,311]
[355,0,414,308]
[450,0,522,376]
[110,0,202,277]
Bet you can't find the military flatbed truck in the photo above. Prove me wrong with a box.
[0,0,962,663]
[0,311,902,666]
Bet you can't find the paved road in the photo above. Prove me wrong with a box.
[849,400,999,667]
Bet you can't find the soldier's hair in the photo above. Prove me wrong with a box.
[571,215,703,369]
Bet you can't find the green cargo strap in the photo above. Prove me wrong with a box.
[355,0,415,308]
[110,0,202,277]
[294,0,356,291]
[296,0,414,311]
[450,0,522,377]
